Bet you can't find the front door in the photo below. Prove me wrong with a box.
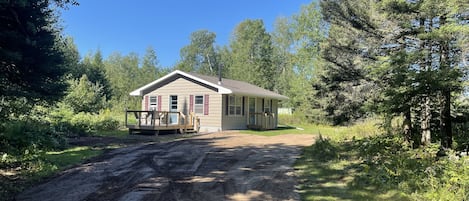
[169,95,178,124]
[249,97,256,125]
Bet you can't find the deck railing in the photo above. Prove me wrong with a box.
[247,112,276,130]
[125,110,199,134]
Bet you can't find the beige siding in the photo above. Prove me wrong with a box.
[221,95,248,130]
[140,77,281,131]
[142,77,222,132]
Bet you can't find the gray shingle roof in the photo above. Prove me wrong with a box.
[130,70,288,100]
[186,72,288,100]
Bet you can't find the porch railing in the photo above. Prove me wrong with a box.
[247,112,276,130]
[125,110,200,133]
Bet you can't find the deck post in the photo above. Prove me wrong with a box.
[125,109,128,128]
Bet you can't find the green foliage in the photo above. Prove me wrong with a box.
[0,0,76,104]
[49,106,120,136]
[0,119,66,157]
[75,49,113,100]
[63,74,108,113]
[297,130,469,200]
[176,30,219,75]
[140,46,160,84]
[227,19,275,90]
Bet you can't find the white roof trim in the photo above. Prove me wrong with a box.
[129,70,232,96]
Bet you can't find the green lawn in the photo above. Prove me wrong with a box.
[241,120,380,140]
[43,146,103,170]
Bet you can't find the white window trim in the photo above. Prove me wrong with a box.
[264,98,270,113]
[194,95,204,115]
[228,95,242,116]
[149,96,158,110]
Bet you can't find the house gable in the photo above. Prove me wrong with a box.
[130,70,232,96]
[141,74,219,95]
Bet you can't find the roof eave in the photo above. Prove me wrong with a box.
[230,92,289,100]
[129,70,233,96]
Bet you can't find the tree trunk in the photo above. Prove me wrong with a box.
[403,108,412,143]
[421,96,432,146]
[419,17,432,146]
[440,90,452,148]
[439,15,452,148]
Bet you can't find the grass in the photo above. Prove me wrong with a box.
[94,129,129,138]
[43,146,103,169]
[294,130,469,201]
[294,136,411,201]
[0,146,103,200]
[241,119,381,140]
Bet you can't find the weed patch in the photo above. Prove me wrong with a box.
[296,134,469,200]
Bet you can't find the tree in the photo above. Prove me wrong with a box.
[63,74,107,113]
[319,0,469,147]
[0,0,77,103]
[289,2,325,116]
[377,0,469,147]
[104,52,141,109]
[228,19,275,90]
[316,0,380,125]
[78,50,113,100]
[271,17,294,101]
[139,46,160,85]
[176,30,219,75]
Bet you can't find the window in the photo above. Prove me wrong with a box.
[264,99,270,113]
[149,96,158,110]
[229,95,242,116]
[194,95,204,114]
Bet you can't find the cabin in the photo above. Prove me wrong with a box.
[126,70,288,134]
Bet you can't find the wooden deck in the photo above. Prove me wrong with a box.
[125,110,200,134]
[247,112,277,130]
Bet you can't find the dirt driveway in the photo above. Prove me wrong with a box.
[18,132,315,201]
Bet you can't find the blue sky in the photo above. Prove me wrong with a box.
[61,0,313,67]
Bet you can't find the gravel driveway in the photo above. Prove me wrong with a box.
[18,132,315,201]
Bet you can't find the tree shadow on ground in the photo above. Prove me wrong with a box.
[295,136,412,201]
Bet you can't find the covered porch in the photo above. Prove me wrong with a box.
[247,112,277,130]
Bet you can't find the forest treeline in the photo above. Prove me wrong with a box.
[1,0,468,156]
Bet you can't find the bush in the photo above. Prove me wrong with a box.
[0,119,66,159]
[48,106,120,136]
[297,130,469,200]
[94,109,120,131]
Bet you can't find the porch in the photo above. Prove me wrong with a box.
[247,112,277,130]
[125,110,200,134]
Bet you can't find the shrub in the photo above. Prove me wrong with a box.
[48,106,120,136]
[0,119,66,158]
[94,109,120,131]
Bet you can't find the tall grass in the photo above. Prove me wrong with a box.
[295,121,469,201]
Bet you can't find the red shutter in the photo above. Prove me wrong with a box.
[157,95,162,111]
[144,96,149,110]
[204,94,209,115]
[225,95,229,116]
[189,95,194,113]
[242,96,245,116]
